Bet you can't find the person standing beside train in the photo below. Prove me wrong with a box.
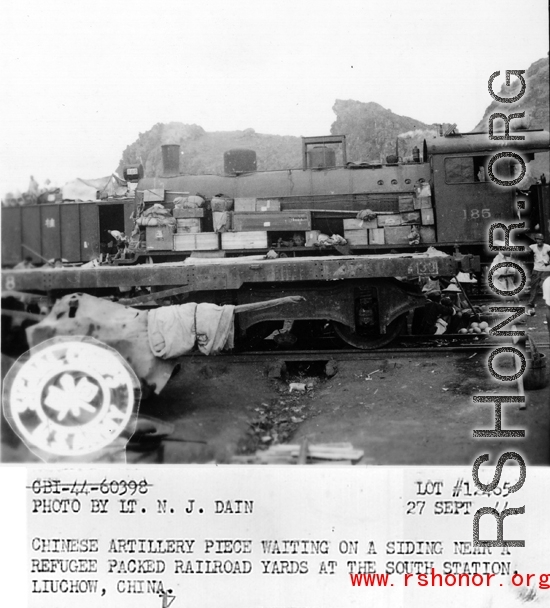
[527,233,550,315]
[543,276,550,343]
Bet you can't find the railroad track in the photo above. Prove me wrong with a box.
[180,336,550,362]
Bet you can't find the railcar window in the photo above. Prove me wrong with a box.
[445,157,474,183]
[445,156,490,184]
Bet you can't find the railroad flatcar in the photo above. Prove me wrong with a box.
[2,130,549,349]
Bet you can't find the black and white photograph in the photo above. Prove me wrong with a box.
[1,0,549,605]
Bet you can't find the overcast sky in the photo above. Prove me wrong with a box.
[0,0,548,195]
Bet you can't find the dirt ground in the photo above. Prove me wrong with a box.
[3,309,549,466]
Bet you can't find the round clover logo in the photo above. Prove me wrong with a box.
[3,336,140,458]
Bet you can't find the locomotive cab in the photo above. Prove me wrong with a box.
[427,130,550,248]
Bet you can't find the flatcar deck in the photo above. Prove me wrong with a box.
[2,251,479,293]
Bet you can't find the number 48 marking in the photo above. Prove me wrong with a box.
[463,208,491,220]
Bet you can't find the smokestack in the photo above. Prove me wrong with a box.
[161,144,180,177]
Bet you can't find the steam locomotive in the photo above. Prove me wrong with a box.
[2,130,549,349]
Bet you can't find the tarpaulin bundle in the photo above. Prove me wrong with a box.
[147,303,236,359]
[135,216,176,227]
[26,294,304,395]
[136,203,176,227]
[173,195,205,209]
[356,208,377,221]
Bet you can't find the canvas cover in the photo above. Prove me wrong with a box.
[62,174,127,201]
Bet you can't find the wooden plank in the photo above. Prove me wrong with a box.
[232,212,311,232]
[173,233,219,251]
[221,231,268,250]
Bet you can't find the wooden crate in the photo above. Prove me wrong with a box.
[173,233,219,251]
[421,208,435,225]
[222,231,268,250]
[234,198,257,213]
[369,228,385,244]
[343,218,377,230]
[344,230,369,246]
[232,212,311,232]
[146,225,174,250]
[256,198,281,212]
[400,210,421,224]
[413,196,433,210]
[176,218,202,233]
[398,195,415,212]
[384,226,412,245]
[377,213,402,227]
[420,227,436,243]
[173,208,204,218]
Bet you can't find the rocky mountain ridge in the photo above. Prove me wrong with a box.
[117,56,548,178]
[473,56,549,179]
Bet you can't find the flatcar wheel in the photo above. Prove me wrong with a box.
[333,315,406,350]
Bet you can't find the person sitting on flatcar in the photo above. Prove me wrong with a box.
[13,256,35,270]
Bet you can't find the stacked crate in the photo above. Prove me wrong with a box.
[343,218,376,246]
[413,184,436,243]
[146,225,175,250]
[221,198,312,250]
[173,208,204,233]
[172,204,219,251]
[342,191,435,246]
